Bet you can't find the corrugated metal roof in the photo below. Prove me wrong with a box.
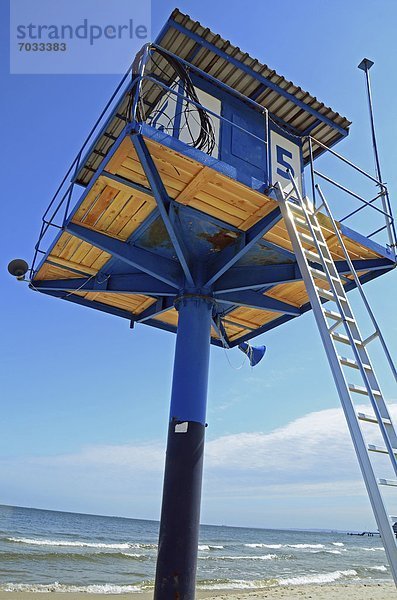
[76,8,351,187]
[160,10,351,145]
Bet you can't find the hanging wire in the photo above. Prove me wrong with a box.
[215,315,248,370]
[28,273,110,298]
[131,46,216,154]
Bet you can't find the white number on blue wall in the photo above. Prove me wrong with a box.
[270,130,302,196]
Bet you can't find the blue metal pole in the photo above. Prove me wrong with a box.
[154,293,214,600]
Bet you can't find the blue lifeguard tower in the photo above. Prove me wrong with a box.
[17,9,397,598]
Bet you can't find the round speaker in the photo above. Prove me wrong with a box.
[8,259,29,279]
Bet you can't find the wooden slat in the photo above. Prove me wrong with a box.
[47,255,99,275]
[34,263,80,281]
[81,291,156,314]
[176,166,213,205]
[38,132,386,339]
[79,186,119,227]
[106,136,135,174]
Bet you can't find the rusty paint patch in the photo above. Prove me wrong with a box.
[146,218,173,250]
[198,230,238,252]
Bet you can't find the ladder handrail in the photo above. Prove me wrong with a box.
[315,184,397,383]
[284,176,397,479]
[275,179,397,585]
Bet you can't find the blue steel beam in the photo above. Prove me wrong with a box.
[204,207,282,287]
[131,133,195,286]
[227,267,392,348]
[133,297,175,323]
[32,273,178,296]
[102,171,153,197]
[38,290,135,321]
[218,290,300,316]
[214,258,393,293]
[65,223,182,288]
[167,19,348,139]
[214,264,298,293]
[34,257,392,301]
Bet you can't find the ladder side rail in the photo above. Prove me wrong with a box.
[311,215,397,466]
[315,184,397,383]
[285,176,397,475]
[275,183,397,583]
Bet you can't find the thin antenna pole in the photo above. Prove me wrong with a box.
[358,58,382,181]
[358,58,395,248]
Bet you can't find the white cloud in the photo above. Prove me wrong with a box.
[2,404,396,528]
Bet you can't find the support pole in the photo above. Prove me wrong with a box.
[358,58,395,248]
[154,294,213,600]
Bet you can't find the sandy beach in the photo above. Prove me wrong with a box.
[0,586,396,600]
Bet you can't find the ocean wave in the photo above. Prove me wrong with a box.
[0,549,149,562]
[278,569,358,586]
[198,544,224,551]
[197,578,259,590]
[288,543,325,549]
[310,549,342,555]
[1,582,143,594]
[120,552,148,561]
[332,542,345,547]
[362,547,385,552]
[6,537,131,550]
[218,554,278,561]
[244,543,282,549]
[368,565,387,572]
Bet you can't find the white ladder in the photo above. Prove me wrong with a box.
[276,179,397,585]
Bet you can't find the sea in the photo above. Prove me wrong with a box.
[0,504,392,593]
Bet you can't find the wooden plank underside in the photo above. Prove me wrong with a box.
[74,291,156,315]
[153,305,280,342]
[107,136,277,231]
[71,173,157,242]
[265,270,368,308]
[34,233,111,281]
[33,133,387,338]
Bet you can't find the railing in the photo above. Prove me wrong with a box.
[29,59,139,278]
[306,136,396,250]
[31,43,396,278]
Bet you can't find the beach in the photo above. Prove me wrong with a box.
[0,586,396,600]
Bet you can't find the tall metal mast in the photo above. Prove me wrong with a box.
[358,58,395,248]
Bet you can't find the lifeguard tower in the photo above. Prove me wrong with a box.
[15,9,397,598]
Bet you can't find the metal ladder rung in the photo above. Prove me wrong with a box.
[298,231,315,245]
[357,412,391,425]
[294,216,309,228]
[339,356,372,371]
[310,267,328,281]
[304,249,321,262]
[287,201,304,214]
[348,383,381,397]
[324,309,342,320]
[312,269,340,284]
[316,287,335,301]
[368,444,397,456]
[295,216,320,230]
[378,478,397,487]
[331,332,362,346]
[304,248,332,264]
[323,309,355,324]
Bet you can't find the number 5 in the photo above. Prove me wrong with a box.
[276,145,295,180]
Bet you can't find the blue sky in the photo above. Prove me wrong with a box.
[1,0,397,531]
